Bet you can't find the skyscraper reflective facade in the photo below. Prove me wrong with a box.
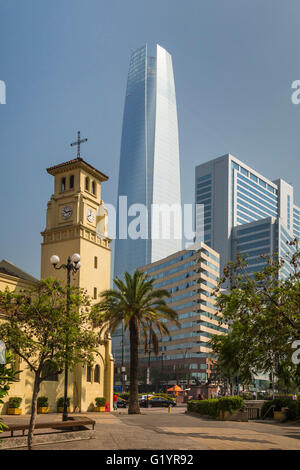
[114,44,181,279]
[195,153,300,277]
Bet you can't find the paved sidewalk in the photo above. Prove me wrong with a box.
[1,408,300,450]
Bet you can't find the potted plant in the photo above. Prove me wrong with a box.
[57,397,71,413]
[274,407,288,422]
[94,397,106,412]
[37,396,49,414]
[7,397,22,415]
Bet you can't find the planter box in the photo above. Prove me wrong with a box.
[7,408,22,415]
[219,409,248,422]
[38,407,50,414]
[274,410,287,422]
[94,406,105,412]
[57,407,71,413]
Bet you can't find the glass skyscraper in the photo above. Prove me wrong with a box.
[195,153,300,277]
[114,44,181,279]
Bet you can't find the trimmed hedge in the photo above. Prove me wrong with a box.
[95,397,106,407]
[56,397,70,407]
[37,396,48,408]
[187,396,243,419]
[8,397,22,409]
[119,392,130,400]
[261,398,300,420]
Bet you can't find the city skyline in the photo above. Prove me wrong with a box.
[1,1,300,279]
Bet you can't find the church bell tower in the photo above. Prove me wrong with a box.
[40,132,113,411]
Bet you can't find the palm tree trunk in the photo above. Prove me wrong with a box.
[27,374,40,450]
[128,318,140,414]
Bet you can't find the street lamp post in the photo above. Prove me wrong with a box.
[161,352,165,392]
[146,336,152,408]
[50,253,81,421]
[120,319,127,391]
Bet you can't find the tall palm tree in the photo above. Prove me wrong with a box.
[92,270,180,414]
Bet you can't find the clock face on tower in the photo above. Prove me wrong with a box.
[87,208,95,223]
[61,206,72,220]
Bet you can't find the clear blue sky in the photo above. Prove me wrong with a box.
[1,0,300,278]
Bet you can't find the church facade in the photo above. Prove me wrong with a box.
[0,155,114,414]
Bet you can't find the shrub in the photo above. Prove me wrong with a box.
[285,401,300,420]
[241,392,252,400]
[218,396,243,413]
[8,397,22,408]
[261,398,300,420]
[37,396,48,408]
[187,398,219,418]
[120,392,130,400]
[56,397,70,407]
[187,396,243,419]
[95,397,106,407]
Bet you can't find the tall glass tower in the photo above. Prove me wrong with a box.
[114,44,181,279]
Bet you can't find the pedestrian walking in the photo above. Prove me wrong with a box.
[113,394,118,411]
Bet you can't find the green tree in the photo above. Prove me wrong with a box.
[92,270,180,414]
[0,351,21,434]
[209,326,254,395]
[0,279,99,449]
[212,239,300,391]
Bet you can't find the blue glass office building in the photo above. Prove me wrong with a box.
[114,44,181,279]
[195,154,300,276]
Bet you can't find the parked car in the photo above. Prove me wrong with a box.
[117,397,127,408]
[140,396,176,408]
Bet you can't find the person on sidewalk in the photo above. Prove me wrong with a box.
[113,394,118,411]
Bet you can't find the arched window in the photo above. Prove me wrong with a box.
[94,365,100,383]
[61,177,66,191]
[91,181,96,195]
[70,175,74,189]
[41,360,59,382]
[86,365,92,383]
[94,256,98,269]
[85,177,90,191]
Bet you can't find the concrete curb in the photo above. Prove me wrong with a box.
[0,429,96,449]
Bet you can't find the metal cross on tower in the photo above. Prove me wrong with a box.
[70,131,88,158]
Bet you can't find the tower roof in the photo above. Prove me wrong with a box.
[47,157,109,182]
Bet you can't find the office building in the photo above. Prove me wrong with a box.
[114,243,228,385]
[195,153,299,276]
